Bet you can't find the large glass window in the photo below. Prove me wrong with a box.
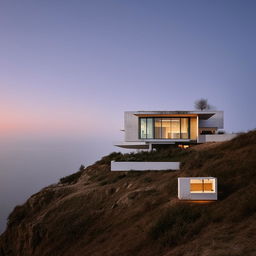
[140,118,153,139]
[161,118,171,139]
[146,118,153,139]
[170,118,180,139]
[190,178,215,193]
[140,118,147,139]
[154,118,162,139]
[139,117,190,139]
[181,118,189,139]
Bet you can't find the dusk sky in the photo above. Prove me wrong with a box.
[0,0,256,233]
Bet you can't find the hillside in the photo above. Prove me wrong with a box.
[0,131,256,256]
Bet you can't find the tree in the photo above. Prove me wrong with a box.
[194,98,209,111]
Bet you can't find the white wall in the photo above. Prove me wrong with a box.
[199,111,224,129]
[198,134,237,143]
[124,112,139,142]
[111,161,180,171]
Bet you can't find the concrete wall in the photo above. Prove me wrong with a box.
[124,112,139,141]
[198,134,237,143]
[178,177,217,200]
[199,111,224,129]
[111,161,180,171]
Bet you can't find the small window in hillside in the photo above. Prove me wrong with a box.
[190,178,215,193]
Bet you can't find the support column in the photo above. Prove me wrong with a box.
[148,143,153,152]
[196,115,199,143]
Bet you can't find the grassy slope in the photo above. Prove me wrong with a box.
[0,131,256,256]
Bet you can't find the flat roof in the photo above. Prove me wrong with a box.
[132,111,218,120]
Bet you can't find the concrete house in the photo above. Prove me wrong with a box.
[178,177,217,200]
[116,110,236,150]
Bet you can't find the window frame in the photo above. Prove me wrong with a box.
[190,178,216,193]
[139,117,190,139]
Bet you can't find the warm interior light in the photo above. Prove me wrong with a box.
[178,144,190,149]
[190,178,215,193]
[183,200,215,204]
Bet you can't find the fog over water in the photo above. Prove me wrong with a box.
[0,135,119,233]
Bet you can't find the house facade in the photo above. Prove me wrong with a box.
[116,110,236,150]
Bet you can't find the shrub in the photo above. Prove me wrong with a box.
[111,174,126,183]
[79,164,85,171]
[99,180,108,186]
[41,190,56,205]
[143,177,153,183]
[31,223,47,249]
[95,152,124,165]
[165,178,178,196]
[59,170,83,184]
[126,171,143,177]
[149,204,203,246]
[8,205,28,227]
[229,185,256,221]
[98,174,126,186]
[95,146,189,165]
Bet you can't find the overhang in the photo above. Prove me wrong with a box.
[196,113,215,120]
[114,142,149,149]
[133,111,215,120]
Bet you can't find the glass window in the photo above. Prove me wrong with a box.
[154,118,162,139]
[181,118,189,139]
[190,179,215,193]
[147,118,153,139]
[161,118,171,139]
[139,117,190,140]
[140,118,147,139]
[170,118,180,139]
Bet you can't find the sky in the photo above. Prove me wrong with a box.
[0,0,256,233]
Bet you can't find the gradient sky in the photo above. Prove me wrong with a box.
[0,0,256,233]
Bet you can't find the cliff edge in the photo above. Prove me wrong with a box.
[0,131,256,256]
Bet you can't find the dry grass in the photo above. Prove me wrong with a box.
[1,130,256,256]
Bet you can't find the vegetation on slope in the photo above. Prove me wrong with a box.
[95,146,189,164]
[0,130,256,256]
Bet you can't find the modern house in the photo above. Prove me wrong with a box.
[115,110,236,150]
[178,177,217,200]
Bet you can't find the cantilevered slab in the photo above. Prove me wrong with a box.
[111,161,180,171]
[114,141,149,149]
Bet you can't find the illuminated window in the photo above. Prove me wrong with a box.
[170,118,180,139]
[161,118,170,139]
[139,117,190,139]
[181,118,189,139]
[154,118,162,139]
[190,178,215,193]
